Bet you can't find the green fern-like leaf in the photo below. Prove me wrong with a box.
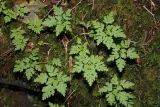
[120,80,134,89]
[107,47,120,62]
[117,92,135,107]
[99,74,135,107]
[116,58,126,72]
[83,63,98,86]
[106,25,126,38]
[3,9,17,23]
[43,6,72,36]
[43,15,56,27]
[41,73,69,99]
[88,13,126,49]
[0,2,29,23]
[127,48,139,59]
[10,27,28,51]
[0,1,6,13]
[82,12,138,72]
[25,19,43,34]
[15,5,29,17]
[107,40,138,72]
[103,12,114,25]
[33,58,69,100]
[89,23,114,49]
[78,21,91,29]
[54,6,63,16]
[14,49,41,80]
[49,102,64,107]
[25,68,35,80]
[51,58,62,67]
[34,73,48,84]
[70,38,90,56]
[42,85,55,100]
[106,93,116,106]
[56,81,68,96]
[70,38,107,86]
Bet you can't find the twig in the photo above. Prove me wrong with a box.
[65,49,73,107]
[71,0,82,10]
[42,0,62,20]
[80,32,89,35]
[62,36,69,54]
[143,5,156,24]
[143,5,154,17]
[82,28,89,43]
[150,0,155,9]
[92,0,95,10]
[42,6,54,20]
[81,13,89,43]
[68,35,79,43]
[65,86,78,103]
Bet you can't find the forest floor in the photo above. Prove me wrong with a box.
[0,0,160,107]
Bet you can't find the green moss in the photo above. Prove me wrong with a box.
[136,12,153,27]
[70,79,107,107]
[1,0,160,106]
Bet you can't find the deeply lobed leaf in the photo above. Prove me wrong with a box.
[10,27,28,51]
[99,75,135,107]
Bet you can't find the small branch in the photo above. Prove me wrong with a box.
[68,35,79,43]
[62,36,69,54]
[42,6,54,20]
[143,5,156,24]
[47,48,51,56]
[143,5,154,17]
[80,32,89,35]
[82,28,89,43]
[65,90,75,103]
[42,0,62,20]
[92,0,95,10]
[150,0,156,10]
[71,0,82,10]
[65,86,78,103]
[81,13,89,43]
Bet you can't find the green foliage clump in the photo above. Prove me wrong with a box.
[14,49,41,80]
[49,102,64,107]
[107,40,139,71]
[15,5,29,17]
[43,6,72,36]
[0,0,6,13]
[25,19,43,34]
[3,9,17,23]
[14,49,69,103]
[99,75,135,107]
[88,12,125,49]
[1,2,139,106]
[70,38,90,56]
[10,27,28,51]
[0,1,29,23]
[73,55,107,86]
[34,58,70,100]
[70,38,108,86]
[82,12,138,72]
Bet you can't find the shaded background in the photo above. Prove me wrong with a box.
[0,0,160,107]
